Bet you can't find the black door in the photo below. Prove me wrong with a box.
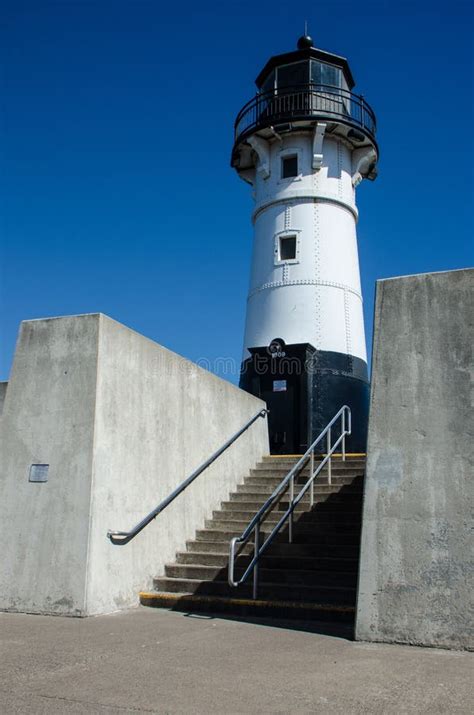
[262,385,297,454]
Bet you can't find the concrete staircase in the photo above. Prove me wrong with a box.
[140,455,365,628]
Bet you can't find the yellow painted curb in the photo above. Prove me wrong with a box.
[139,592,355,614]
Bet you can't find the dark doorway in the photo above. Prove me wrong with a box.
[262,384,297,454]
[240,341,311,454]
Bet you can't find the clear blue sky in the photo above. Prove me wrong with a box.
[1,0,473,382]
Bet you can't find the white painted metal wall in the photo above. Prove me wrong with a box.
[242,132,367,362]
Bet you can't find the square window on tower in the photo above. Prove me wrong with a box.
[279,235,297,261]
[281,155,298,179]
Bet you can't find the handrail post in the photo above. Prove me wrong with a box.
[253,524,260,600]
[342,409,346,462]
[289,475,294,543]
[327,427,332,486]
[310,449,315,507]
[228,538,236,587]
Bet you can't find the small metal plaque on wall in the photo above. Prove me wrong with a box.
[29,464,49,483]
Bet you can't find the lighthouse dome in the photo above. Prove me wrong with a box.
[297,34,313,49]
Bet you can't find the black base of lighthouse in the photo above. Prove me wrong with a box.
[240,343,369,455]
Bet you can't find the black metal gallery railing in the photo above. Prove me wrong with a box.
[234,84,376,146]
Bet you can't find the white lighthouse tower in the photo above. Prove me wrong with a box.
[232,34,378,453]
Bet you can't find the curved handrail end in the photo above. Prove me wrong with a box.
[107,530,131,546]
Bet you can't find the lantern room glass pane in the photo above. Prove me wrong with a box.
[276,61,309,89]
[311,61,341,90]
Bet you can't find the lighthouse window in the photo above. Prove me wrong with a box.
[281,155,298,179]
[276,61,309,89]
[311,61,341,92]
[279,235,297,261]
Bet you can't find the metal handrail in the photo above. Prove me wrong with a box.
[107,408,269,545]
[228,405,351,598]
[233,83,377,148]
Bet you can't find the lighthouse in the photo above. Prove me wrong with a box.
[232,34,378,454]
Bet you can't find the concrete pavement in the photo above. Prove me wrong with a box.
[0,607,472,714]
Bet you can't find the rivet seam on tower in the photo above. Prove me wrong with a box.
[337,141,343,199]
[247,279,362,301]
[344,289,352,355]
[314,202,322,351]
[252,194,358,224]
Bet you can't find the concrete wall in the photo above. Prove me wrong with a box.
[0,316,99,616]
[0,381,8,416]
[356,269,474,650]
[0,314,269,616]
[86,315,268,615]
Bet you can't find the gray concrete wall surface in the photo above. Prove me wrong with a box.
[0,314,269,617]
[86,314,268,615]
[0,315,100,616]
[0,381,8,416]
[356,269,474,650]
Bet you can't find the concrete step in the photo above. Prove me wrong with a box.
[212,509,361,525]
[233,486,363,500]
[219,500,317,513]
[250,469,364,481]
[229,494,362,511]
[186,539,360,558]
[261,451,366,463]
[153,577,356,604]
[220,499,362,515]
[195,528,361,548]
[204,519,361,537]
[139,592,356,624]
[164,563,358,587]
[237,478,363,490]
[242,483,363,496]
[186,539,253,555]
[258,459,365,471]
[252,462,365,477]
[175,551,359,571]
[244,478,363,491]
